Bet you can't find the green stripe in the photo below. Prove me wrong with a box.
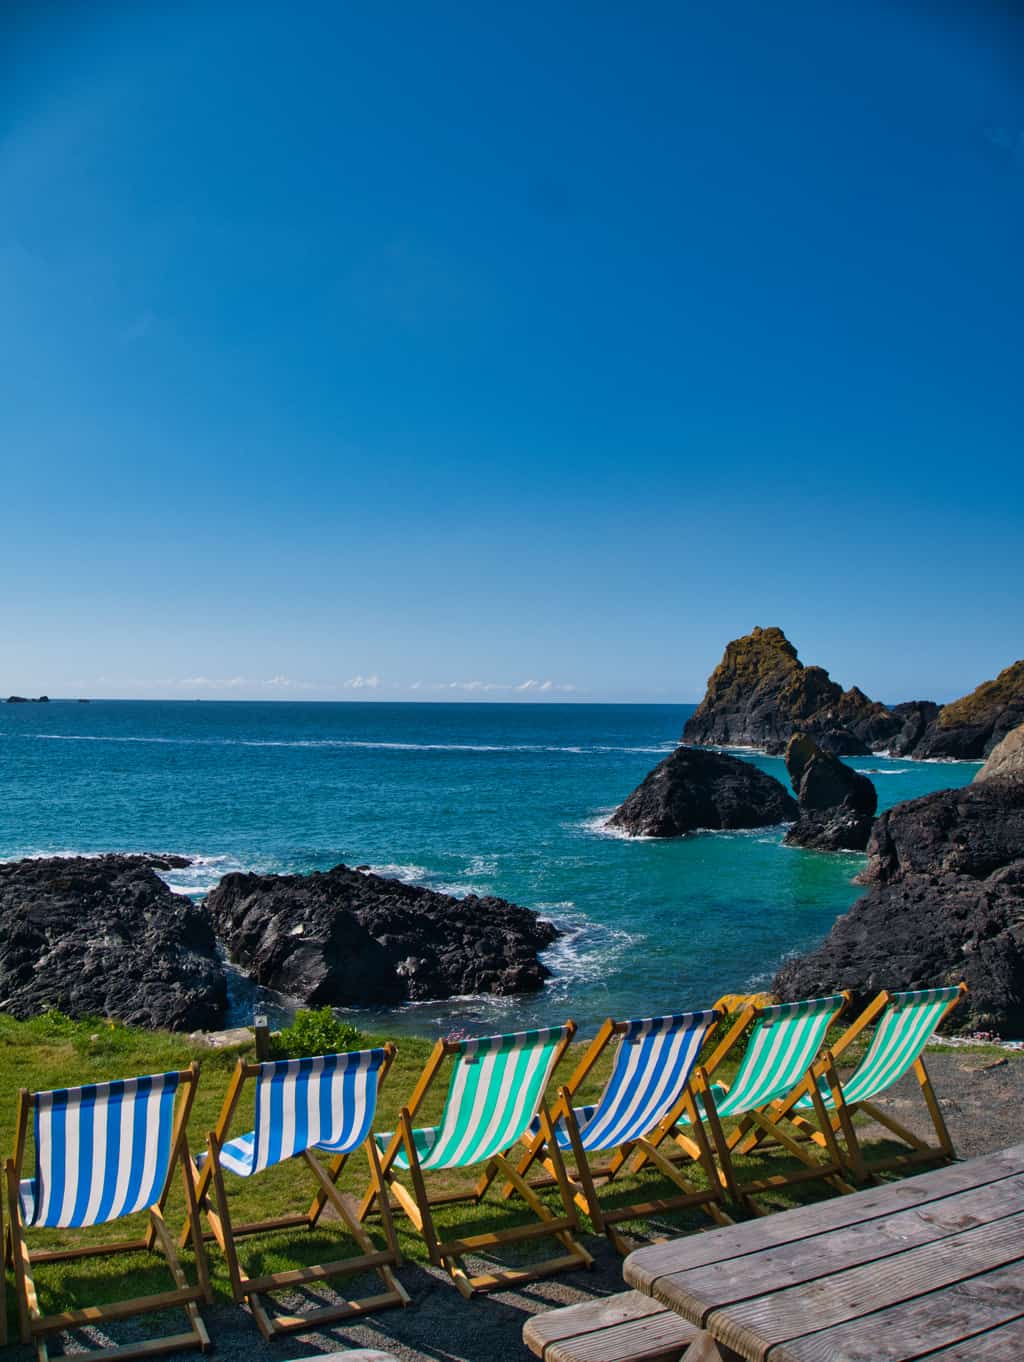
[717,995,843,1116]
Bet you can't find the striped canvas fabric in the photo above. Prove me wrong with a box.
[378,1026,569,1171]
[20,1073,181,1229]
[539,1011,719,1152]
[796,986,961,1112]
[213,1048,387,1178]
[678,994,845,1125]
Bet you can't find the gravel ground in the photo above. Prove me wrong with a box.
[28,1049,1024,1362]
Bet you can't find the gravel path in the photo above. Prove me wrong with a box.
[39,1050,1024,1362]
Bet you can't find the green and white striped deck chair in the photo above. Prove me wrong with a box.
[760,984,968,1181]
[362,1024,592,1297]
[668,993,852,1204]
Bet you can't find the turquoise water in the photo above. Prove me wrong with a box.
[1,701,979,1038]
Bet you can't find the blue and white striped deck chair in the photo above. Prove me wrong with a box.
[5,1064,210,1362]
[194,1045,407,1338]
[673,993,853,1204]
[766,984,968,1181]
[510,1010,729,1251]
[363,1024,593,1298]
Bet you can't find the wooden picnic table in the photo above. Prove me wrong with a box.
[623,1142,1024,1361]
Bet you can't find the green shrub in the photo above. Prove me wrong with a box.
[268,1007,364,1060]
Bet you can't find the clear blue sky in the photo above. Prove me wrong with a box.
[2,2,1021,703]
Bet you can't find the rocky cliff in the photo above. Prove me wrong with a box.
[773,775,1024,1035]
[683,628,1024,763]
[911,660,1024,760]
[682,628,908,756]
[607,745,797,837]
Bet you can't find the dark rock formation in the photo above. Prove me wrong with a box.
[206,864,558,1005]
[976,722,1024,783]
[887,701,943,757]
[911,660,1024,760]
[782,733,878,852]
[607,745,797,838]
[5,695,49,703]
[774,776,1024,1035]
[681,628,901,756]
[0,855,227,1030]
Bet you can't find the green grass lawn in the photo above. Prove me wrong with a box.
[0,1010,920,1328]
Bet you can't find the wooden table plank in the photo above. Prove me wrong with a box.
[624,1144,1024,1296]
[920,1316,1024,1359]
[647,1176,1024,1327]
[772,1259,1024,1362]
[707,1211,1024,1361]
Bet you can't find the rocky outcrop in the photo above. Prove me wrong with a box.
[774,777,1024,1035]
[0,855,227,1030]
[911,661,1024,761]
[206,864,558,1005]
[887,701,942,757]
[976,723,1024,783]
[682,628,906,757]
[607,746,797,838]
[782,734,877,852]
[7,695,49,704]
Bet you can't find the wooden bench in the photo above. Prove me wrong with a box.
[524,1289,700,1362]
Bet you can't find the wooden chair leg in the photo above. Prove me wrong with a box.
[915,1056,956,1158]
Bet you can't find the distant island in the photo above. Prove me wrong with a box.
[6,695,49,704]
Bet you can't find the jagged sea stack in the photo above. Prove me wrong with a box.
[682,627,903,756]
[782,733,878,852]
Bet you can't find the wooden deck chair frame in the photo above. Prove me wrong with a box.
[189,1042,407,1339]
[508,1014,731,1254]
[4,1063,211,1362]
[741,983,968,1183]
[670,993,856,1209]
[360,1024,593,1298]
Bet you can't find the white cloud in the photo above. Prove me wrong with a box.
[345,674,381,689]
[176,675,318,691]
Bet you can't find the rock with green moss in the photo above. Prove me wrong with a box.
[682,627,907,756]
[912,660,1024,760]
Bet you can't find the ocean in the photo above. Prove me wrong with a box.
[1,700,978,1038]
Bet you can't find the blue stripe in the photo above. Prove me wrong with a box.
[264,1063,289,1167]
[69,1090,96,1228]
[121,1076,152,1215]
[146,1077,177,1208]
[291,1059,312,1159]
[46,1090,68,1226]
[96,1081,126,1224]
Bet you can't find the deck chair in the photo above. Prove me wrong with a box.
[361,1024,593,1297]
[192,1045,408,1338]
[509,1010,730,1252]
[751,984,968,1182]
[4,1065,211,1362]
[672,993,853,1206]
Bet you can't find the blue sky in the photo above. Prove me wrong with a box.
[2,2,1022,704]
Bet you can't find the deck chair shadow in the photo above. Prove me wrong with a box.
[191,1045,408,1338]
[672,993,854,1207]
[5,1064,211,1362]
[360,1024,593,1298]
[748,984,968,1182]
[509,1010,730,1253]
